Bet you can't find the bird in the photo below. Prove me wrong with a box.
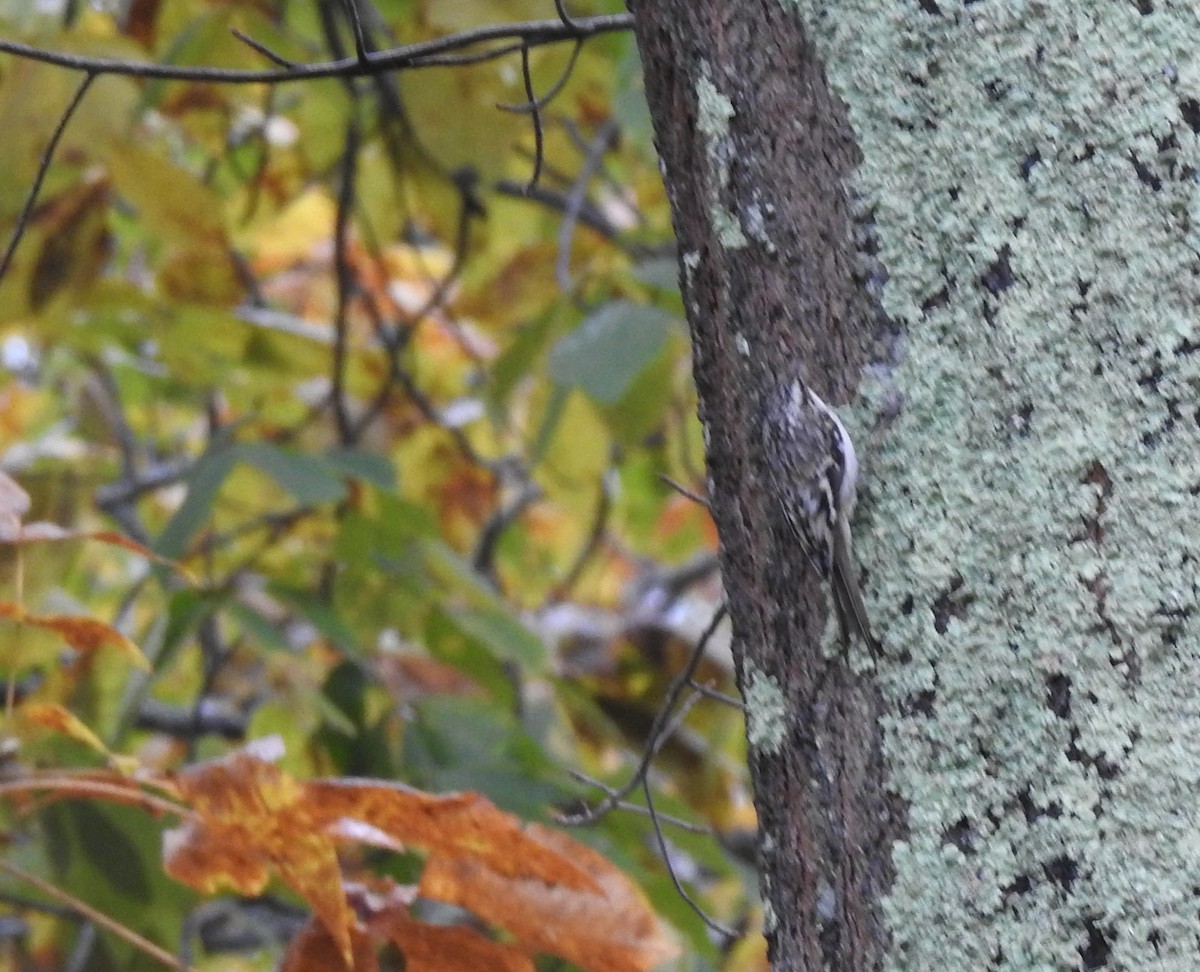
[768,379,880,655]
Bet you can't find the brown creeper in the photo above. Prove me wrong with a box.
[764,380,880,654]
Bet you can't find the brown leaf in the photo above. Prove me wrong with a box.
[122,0,163,48]
[164,749,355,966]
[419,825,677,972]
[355,881,534,972]
[29,176,111,310]
[162,744,666,972]
[22,703,111,758]
[0,605,150,670]
[304,780,599,893]
[3,523,194,580]
[279,917,377,972]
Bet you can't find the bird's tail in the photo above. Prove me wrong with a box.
[831,525,880,656]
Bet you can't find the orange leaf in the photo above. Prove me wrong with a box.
[0,608,150,670]
[22,703,111,758]
[162,743,669,972]
[418,825,677,972]
[356,881,534,972]
[304,780,599,893]
[164,748,356,966]
[5,523,195,580]
[279,917,377,972]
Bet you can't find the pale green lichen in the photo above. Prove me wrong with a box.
[695,70,750,248]
[743,663,788,755]
[780,1,1200,967]
[696,74,735,137]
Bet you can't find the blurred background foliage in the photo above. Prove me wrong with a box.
[0,1,761,969]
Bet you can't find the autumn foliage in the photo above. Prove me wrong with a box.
[0,2,755,970]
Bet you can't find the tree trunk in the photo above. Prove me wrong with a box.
[626,2,896,968]
[629,0,1200,969]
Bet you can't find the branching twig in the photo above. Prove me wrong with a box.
[641,776,739,941]
[229,27,296,69]
[0,860,197,972]
[497,39,581,116]
[0,71,94,283]
[0,14,633,84]
[329,118,361,445]
[565,770,710,833]
[556,119,617,291]
[659,473,711,511]
[558,602,729,825]
[339,0,370,62]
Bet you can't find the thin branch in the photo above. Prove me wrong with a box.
[0,71,95,283]
[495,178,655,267]
[0,14,633,84]
[339,0,370,62]
[329,117,361,444]
[554,0,581,31]
[497,38,582,115]
[228,27,297,68]
[0,860,198,972]
[565,769,710,833]
[556,119,617,290]
[558,603,730,825]
[519,44,545,190]
[659,473,711,511]
[688,680,744,710]
[472,476,541,588]
[641,776,739,941]
[405,40,527,70]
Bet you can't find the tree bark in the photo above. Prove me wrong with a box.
[626,2,896,968]
[631,0,1200,968]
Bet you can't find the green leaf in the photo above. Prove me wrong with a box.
[631,256,681,293]
[273,584,363,656]
[402,695,563,818]
[234,443,348,505]
[155,448,236,558]
[452,605,547,670]
[548,300,676,404]
[324,447,396,489]
[490,307,558,408]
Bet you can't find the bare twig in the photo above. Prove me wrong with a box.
[0,14,633,84]
[339,0,370,62]
[565,769,710,833]
[659,473,711,511]
[329,118,361,444]
[0,71,95,283]
[472,476,541,589]
[641,776,739,941]
[558,602,730,825]
[229,27,296,68]
[554,0,581,31]
[0,860,198,972]
[518,44,545,190]
[556,119,617,290]
[497,39,582,116]
[688,680,744,710]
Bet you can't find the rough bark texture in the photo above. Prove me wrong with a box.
[626,2,896,968]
